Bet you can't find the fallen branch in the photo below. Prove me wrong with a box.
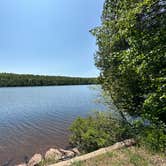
[48,138,136,166]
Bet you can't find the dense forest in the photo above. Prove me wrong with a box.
[0,73,97,87]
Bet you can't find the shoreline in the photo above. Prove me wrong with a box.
[0,84,98,88]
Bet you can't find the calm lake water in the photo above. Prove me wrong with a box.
[0,85,104,165]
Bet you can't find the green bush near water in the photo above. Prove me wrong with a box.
[70,112,133,153]
[134,117,166,153]
[70,112,166,153]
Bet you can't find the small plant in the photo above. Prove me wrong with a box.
[70,112,133,153]
[106,152,114,158]
[137,118,166,153]
[39,158,59,166]
[71,161,83,166]
[129,153,148,166]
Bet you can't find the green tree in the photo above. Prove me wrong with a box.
[70,0,166,154]
[92,0,166,123]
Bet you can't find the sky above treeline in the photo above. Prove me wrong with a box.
[0,0,104,77]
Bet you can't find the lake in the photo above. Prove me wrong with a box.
[0,85,105,165]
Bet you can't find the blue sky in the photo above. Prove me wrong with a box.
[0,0,104,77]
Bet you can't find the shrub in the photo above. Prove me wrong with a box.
[134,117,166,153]
[69,112,133,152]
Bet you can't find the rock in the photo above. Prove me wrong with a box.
[15,163,27,166]
[27,154,42,166]
[72,148,80,156]
[45,148,62,161]
[59,149,75,158]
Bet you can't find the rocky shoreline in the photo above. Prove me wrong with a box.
[15,139,137,166]
[16,147,80,166]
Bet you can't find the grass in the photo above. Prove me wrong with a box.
[71,161,83,166]
[71,146,166,166]
[39,158,59,166]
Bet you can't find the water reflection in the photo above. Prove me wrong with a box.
[0,85,104,165]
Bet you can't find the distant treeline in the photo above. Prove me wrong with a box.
[0,73,98,87]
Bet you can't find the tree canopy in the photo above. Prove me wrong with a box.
[92,0,166,123]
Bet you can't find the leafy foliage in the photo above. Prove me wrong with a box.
[0,73,97,87]
[133,116,166,153]
[91,0,166,123]
[70,112,132,152]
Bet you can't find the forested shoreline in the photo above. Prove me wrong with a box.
[0,73,98,87]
